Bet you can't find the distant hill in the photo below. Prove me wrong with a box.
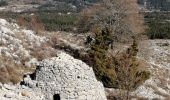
[6,0,100,5]
[5,0,101,12]
[138,0,170,11]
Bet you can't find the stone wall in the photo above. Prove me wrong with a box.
[35,51,107,100]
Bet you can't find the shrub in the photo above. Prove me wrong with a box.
[147,19,170,39]
[79,27,118,87]
[0,56,22,84]
[0,67,9,84]
[30,43,57,61]
[0,1,8,7]
[16,14,45,34]
[85,27,116,87]
[17,15,27,29]
[145,12,170,39]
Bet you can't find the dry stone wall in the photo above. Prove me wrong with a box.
[35,51,107,100]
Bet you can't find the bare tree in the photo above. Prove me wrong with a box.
[30,15,44,34]
[113,39,150,100]
[17,16,27,29]
[102,0,146,42]
[78,0,146,42]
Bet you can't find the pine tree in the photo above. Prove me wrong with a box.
[114,38,150,100]
[84,27,116,87]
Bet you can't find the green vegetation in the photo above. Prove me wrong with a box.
[0,0,8,7]
[0,11,19,22]
[38,3,77,13]
[81,27,150,89]
[0,11,78,32]
[145,12,170,39]
[138,0,170,11]
[147,20,170,39]
[37,12,78,31]
[85,27,115,87]
[114,39,150,90]
[53,0,100,4]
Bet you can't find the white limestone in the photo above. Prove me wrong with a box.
[0,18,46,64]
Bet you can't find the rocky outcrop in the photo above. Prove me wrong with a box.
[0,18,47,65]
[35,51,107,100]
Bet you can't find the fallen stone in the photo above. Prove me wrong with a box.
[4,92,16,98]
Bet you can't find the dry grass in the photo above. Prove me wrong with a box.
[0,20,57,84]
[15,30,57,61]
[0,56,22,84]
[0,54,35,84]
[145,84,170,99]
[30,43,57,61]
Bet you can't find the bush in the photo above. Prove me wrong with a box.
[145,12,170,39]
[30,43,57,61]
[147,19,170,39]
[0,56,22,84]
[0,1,8,7]
[85,27,116,87]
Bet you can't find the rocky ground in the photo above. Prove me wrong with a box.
[133,39,170,99]
[0,18,47,64]
[0,83,43,100]
[106,39,170,99]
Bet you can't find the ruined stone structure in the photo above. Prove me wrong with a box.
[35,52,107,100]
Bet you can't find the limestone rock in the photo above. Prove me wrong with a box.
[3,84,17,91]
[4,92,16,98]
